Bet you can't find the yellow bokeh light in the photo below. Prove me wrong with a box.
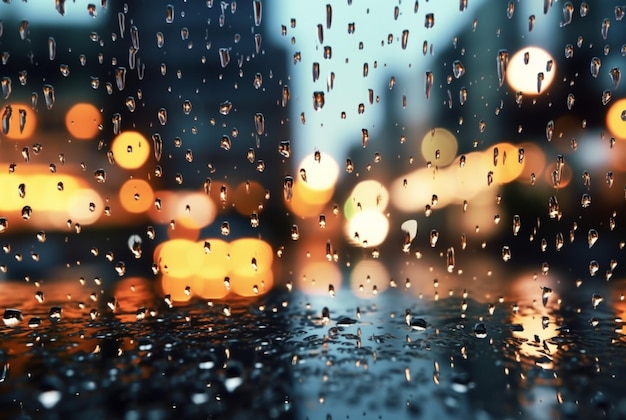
[420,128,458,166]
[3,103,36,140]
[390,166,457,212]
[288,181,331,218]
[160,273,194,303]
[119,179,154,214]
[487,142,525,184]
[228,238,274,276]
[345,209,389,247]
[65,103,101,139]
[297,152,340,191]
[230,270,274,297]
[506,46,556,95]
[155,238,204,279]
[155,237,275,300]
[344,180,389,220]
[111,131,151,169]
[194,239,230,280]
[606,98,626,140]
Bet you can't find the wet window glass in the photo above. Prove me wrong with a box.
[0,1,625,419]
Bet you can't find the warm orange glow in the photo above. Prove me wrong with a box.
[119,179,154,213]
[0,166,107,229]
[349,260,390,299]
[65,103,101,139]
[606,98,626,140]
[193,238,230,299]
[391,166,457,212]
[506,46,556,95]
[489,142,525,184]
[111,131,151,169]
[155,238,204,279]
[420,128,458,166]
[67,188,104,224]
[156,237,274,299]
[113,277,159,321]
[175,192,217,229]
[167,219,201,241]
[542,158,573,188]
[288,181,331,218]
[228,238,274,275]
[160,273,194,303]
[296,260,342,296]
[230,270,274,297]
[232,181,267,216]
[518,142,546,185]
[3,103,36,140]
[194,239,230,280]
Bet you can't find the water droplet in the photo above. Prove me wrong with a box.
[528,15,535,32]
[452,60,465,79]
[424,13,434,28]
[429,229,439,247]
[219,48,230,67]
[425,71,433,99]
[3,308,23,327]
[160,4,175,25]
[114,67,127,91]
[253,0,262,26]
[313,91,325,111]
[473,323,487,338]
[446,247,455,273]
[94,168,106,183]
[42,84,55,110]
[290,224,300,240]
[548,195,560,218]
[590,57,601,78]
[602,90,612,105]
[497,50,508,87]
[601,18,610,40]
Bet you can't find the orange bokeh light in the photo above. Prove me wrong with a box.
[288,181,332,218]
[111,131,151,169]
[606,98,626,140]
[65,103,101,139]
[155,237,275,300]
[232,181,267,216]
[155,238,204,279]
[119,178,155,213]
[3,103,37,140]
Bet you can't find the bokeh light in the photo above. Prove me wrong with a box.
[111,131,151,169]
[506,46,556,95]
[344,180,389,220]
[345,209,389,247]
[3,103,36,140]
[606,98,626,140]
[67,188,104,224]
[349,259,390,299]
[174,192,217,230]
[65,103,101,139]
[420,128,458,166]
[119,179,154,213]
[156,237,274,300]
